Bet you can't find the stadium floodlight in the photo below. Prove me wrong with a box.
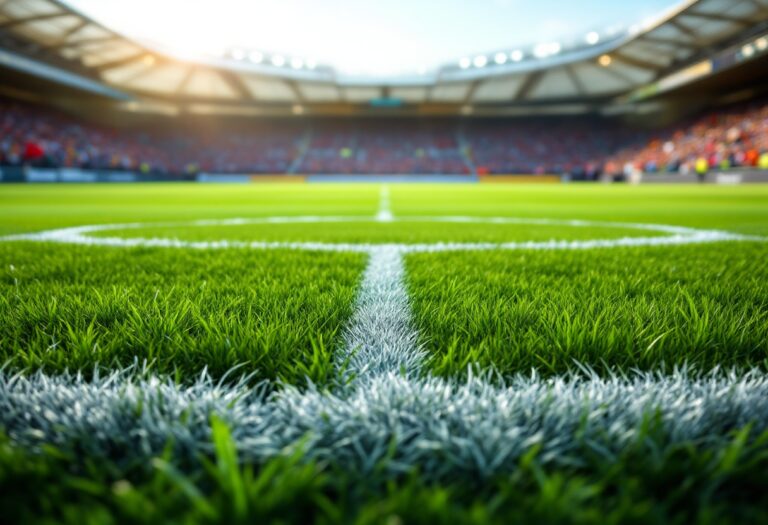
[306,58,317,69]
[271,55,286,67]
[494,52,507,65]
[473,55,488,67]
[231,48,246,60]
[586,32,600,45]
[510,50,524,62]
[741,44,755,58]
[248,51,264,63]
[142,55,156,66]
[459,57,471,69]
[291,57,304,69]
[598,54,612,67]
[533,42,560,59]
[756,37,768,51]
[292,104,304,115]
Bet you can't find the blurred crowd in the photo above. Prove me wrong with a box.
[2,98,768,176]
[0,101,300,175]
[298,122,470,174]
[605,99,768,177]
[463,119,641,178]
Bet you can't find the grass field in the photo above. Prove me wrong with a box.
[1,183,767,524]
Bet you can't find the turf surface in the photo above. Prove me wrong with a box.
[92,220,663,244]
[0,243,364,385]
[1,182,768,524]
[408,242,768,377]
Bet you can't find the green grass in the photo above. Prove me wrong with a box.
[3,422,767,525]
[0,243,365,385]
[94,221,663,243]
[391,184,768,235]
[407,243,768,377]
[2,182,768,523]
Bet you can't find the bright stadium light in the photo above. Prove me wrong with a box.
[271,55,286,67]
[459,57,471,69]
[473,55,488,67]
[494,52,507,65]
[598,54,612,67]
[756,37,768,51]
[742,44,755,58]
[586,31,600,45]
[510,50,524,62]
[248,51,264,63]
[306,58,317,69]
[292,104,304,115]
[142,55,156,66]
[291,57,304,69]
[533,42,559,58]
[231,48,246,60]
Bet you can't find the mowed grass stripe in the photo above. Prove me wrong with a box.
[406,242,768,377]
[0,243,366,385]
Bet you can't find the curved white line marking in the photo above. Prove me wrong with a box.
[1,214,766,478]
[1,216,761,253]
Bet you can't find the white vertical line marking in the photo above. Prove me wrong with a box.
[376,185,393,222]
[337,245,424,383]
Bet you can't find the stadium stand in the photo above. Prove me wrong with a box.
[298,121,471,175]
[2,97,768,176]
[606,98,768,176]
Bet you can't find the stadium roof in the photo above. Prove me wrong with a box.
[0,0,767,115]
[62,0,678,79]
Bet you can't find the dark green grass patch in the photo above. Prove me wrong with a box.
[2,422,767,525]
[0,243,365,385]
[407,242,768,377]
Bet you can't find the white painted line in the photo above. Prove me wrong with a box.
[338,246,424,383]
[376,185,394,222]
[1,216,762,253]
[1,213,767,480]
[2,368,767,481]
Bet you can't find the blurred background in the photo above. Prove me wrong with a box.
[1,0,767,184]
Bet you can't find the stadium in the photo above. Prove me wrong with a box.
[1,0,768,522]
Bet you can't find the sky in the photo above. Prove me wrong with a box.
[65,0,680,76]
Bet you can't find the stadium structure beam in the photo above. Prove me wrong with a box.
[218,70,255,101]
[639,35,699,49]
[565,66,586,97]
[47,35,119,51]
[0,12,71,30]
[670,19,699,40]
[597,62,636,86]
[683,11,755,26]
[175,65,196,95]
[513,71,543,102]
[94,52,145,72]
[46,18,88,46]
[613,53,664,72]
[285,79,306,104]
[462,80,481,104]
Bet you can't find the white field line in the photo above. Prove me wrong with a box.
[1,216,762,253]
[376,185,393,222]
[2,368,768,481]
[337,246,424,383]
[1,214,767,477]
